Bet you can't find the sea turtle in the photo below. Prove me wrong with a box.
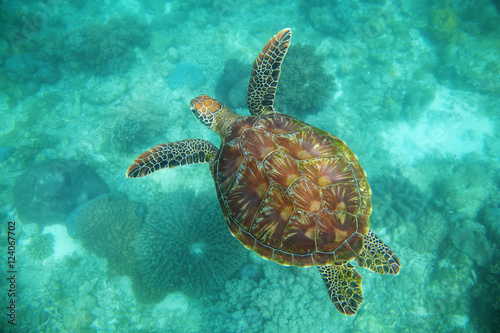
[126,29,401,315]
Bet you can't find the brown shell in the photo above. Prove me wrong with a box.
[214,113,371,267]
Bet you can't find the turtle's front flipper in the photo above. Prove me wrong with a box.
[248,28,291,116]
[356,229,401,275]
[318,262,363,316]
[126,139,218,178]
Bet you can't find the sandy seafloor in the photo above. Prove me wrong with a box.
[0,0,499,332]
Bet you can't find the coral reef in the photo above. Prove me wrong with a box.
[427,6,459,43]
[0,52,60,103]
[432,155,493,217]
[61,16,151,76]
[471,260,500,332]
[300,0,357,38]
[206,261,339,332]
[479,196,500,245]
[17,252,135,332]
[370,173,428,228]
[109,98,169,154]
[80,75,129,106]
[433,37,500,96]
[216,58,250,110]
[4,53,60,85]
[73,192,146,276]
[274,44,336,116]
[25,233,55,261]
[13,159,109,227]
[450,219,493,267]
[235,262,264,282]
[419,247,475,330]
[132,191,248,303]
[0,146,16,163]
[0,1,498,332]
[425,3,500,96]
[166,62,206,90]
[381,70,437,121]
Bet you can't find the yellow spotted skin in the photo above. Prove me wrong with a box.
[126,28,401,316]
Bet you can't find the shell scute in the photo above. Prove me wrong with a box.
[217,114,370,267]
[224,157,269,230]
[253,241,273,260]
[281,211,317,254]
[272,250,294,266]
[301,157,355,187]
[316,211,357,255]
[235,228,256,250]
[292,254,314,266]
[322,184,360,214]
[275,129,339,160]
[252,184,293,248]
[312,251,333,266]
[289,178,323,214]
[217,140,243,193]
[263,150,301,188]
[224,117,258,142]
[241,129,276,161]
[254,115,307,134]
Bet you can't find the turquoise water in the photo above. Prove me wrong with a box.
[1,0,499,332]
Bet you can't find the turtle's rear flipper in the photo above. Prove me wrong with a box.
[126,139,218,178]
[318,262,363,315]
[356,229,401,275]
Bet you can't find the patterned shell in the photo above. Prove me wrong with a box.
[214,112,372,267]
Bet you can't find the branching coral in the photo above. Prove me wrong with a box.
[274,44,336,116]
[16,252,136,332]
[132,191,248,303]
[73,192,146,276]
[62,16,151,76]
[25,233,55,261]
[205,262,338,332]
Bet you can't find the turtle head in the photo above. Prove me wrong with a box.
[190,94,241,137]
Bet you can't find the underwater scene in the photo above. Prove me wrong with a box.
[1,0,499,332]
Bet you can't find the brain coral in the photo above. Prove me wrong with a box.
[132,191,248,302]
[73,193,146,276]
